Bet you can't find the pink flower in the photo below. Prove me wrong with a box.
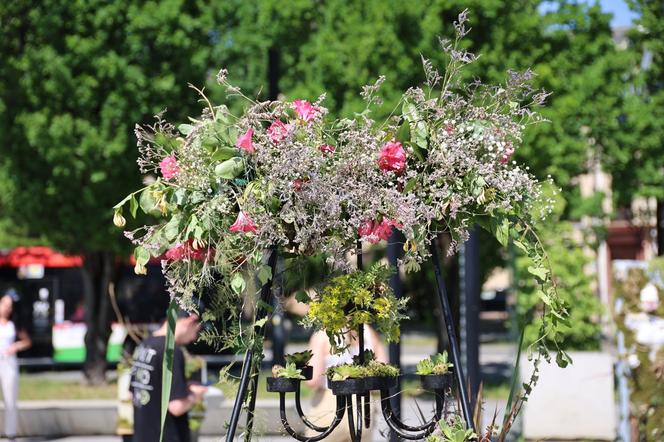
[159,155,180,180]
[267,120,292,144]
[500,141,515,164]
[373,219,401,241]
[293,179,305,192]
[377,140,406,174]
[357,218,401,243]
[357,220,375,237]
[319,144,336,154]
[165,243,186,261]
[230,211,258,234]
[164,240,214,262]
[236,128,255,154]
[292,100,317,122]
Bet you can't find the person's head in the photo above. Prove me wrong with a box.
[0,294,13,320]
[174,314,201,345]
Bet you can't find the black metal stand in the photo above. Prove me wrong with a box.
[225,238,475,440]
[225,250,278,441]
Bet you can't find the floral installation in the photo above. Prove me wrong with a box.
[113,10,570,430]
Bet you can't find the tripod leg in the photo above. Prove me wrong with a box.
[429,240,475,431]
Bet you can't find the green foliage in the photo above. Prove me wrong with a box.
[352,349,376,365]
[515,197,602,351]
[416,352,453,376]
[0,1,224,252]
[284,350,313,367]
[326,360,400,380]
[302,263,408,353]
[426,415,476,442]
[272,362,305,380]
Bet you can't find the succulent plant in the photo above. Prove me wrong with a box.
[284,350,313,367]
[416,352,453,375]
[273,362,305,379]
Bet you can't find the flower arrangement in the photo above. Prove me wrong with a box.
[114,10,570,413]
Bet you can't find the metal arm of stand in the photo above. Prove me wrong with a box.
[225,250,278,441]
[294,382,330,432]
[280,393,346,442]
[429,240,475,431]
[379,387,444,434]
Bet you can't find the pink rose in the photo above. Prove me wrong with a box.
[236,128,255,154]
[230,211,258,234]
[267,120,292,144]
[159,155,180,180]
[319,144,336,154]
[292,99,317,122]
[377,140,406,174]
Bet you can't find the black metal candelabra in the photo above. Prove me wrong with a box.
[224,239,475,441]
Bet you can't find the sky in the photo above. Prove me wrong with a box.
[540,0,639,28]
[599,0,639,27]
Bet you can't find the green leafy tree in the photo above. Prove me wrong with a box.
[0,0,223,382]
[607,1,664,252]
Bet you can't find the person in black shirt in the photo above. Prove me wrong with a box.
[131,313,207,442]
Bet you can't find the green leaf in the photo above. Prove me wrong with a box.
[139,188,160,216]
[555,351,572,368]
[414,121,428,149]
[230,273,246,295]
[160,300,178,442]
[212,146,240,161]
[134,246,150,266]
[129,195,139,218]
[113,193,133,210]
[396,121,411,143]
[294,290,311,304]
[402,101,419,123]
[527,265,549,280]
[178,124,194,135]
[257,265,272,286]
[254,317,268,328]
[214,157,245,179]
[163,215,181,241]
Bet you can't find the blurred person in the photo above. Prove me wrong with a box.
[0,292,32,442]
[130,312,207,442]
[304,325,387,441]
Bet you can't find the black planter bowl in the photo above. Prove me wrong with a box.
[267,377,300,393]
[364,375,398,391]
[420,373,452,390]
[297,365,314,381]
[328,377,368,395]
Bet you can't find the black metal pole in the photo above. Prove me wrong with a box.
[460,227,481,411]
[429,240,475,431]
[226,250,277,441]
[387,229,404,442]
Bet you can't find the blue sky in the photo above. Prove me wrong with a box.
[540,0,639,27]
[599,0,639,27]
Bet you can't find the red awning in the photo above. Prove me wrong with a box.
[0,246,83,268]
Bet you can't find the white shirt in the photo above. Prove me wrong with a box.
[0,321,16,355]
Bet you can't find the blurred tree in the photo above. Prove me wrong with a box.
[611,1,664,253]
[0,0,222,383]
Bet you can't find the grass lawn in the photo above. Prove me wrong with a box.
[19,375,118,401]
